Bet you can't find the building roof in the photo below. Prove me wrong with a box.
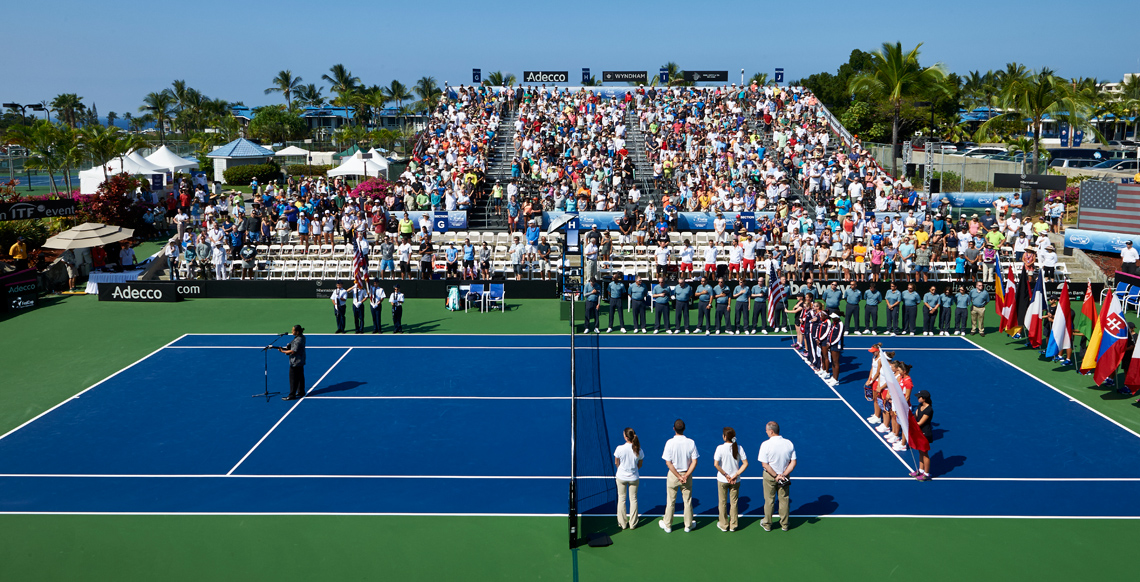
[207,138,275,159]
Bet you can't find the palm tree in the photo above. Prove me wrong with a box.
[140,90,176,144]
[296,84,326,108]
[50,93,85,128]
[1119,75,1140,142]
[4,121,68,193]
[322,64,360,127]
[749,72,771,87]
[482,71,516,87]
[265,70,304,109]
[847,42,947,178]
[660,62,689,87]
[79,125,146,181]
[106,111,117,128]
[382,80,414,135]
[414,76,443,112]
[581,76,599,87]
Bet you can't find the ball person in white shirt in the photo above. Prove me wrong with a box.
[713,427,749,532]
[614,427,644,530]
[659,419,699,533]
[368,279,387,333]
[330,282,348,333]
[758,421,797,532]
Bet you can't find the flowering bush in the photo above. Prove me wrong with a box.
[349,177,394,199]
[77,174,151,230]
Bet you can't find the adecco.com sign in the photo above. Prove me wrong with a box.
[523,71,568,83]
[98,282,179,302]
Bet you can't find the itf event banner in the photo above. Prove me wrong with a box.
[1064,228,1136,254]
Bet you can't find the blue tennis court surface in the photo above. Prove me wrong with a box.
[2,333,1140,518]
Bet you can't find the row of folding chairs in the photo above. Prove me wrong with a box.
[463,283,506,312]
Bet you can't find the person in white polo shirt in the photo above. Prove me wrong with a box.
[660,419,699,534]
[614,427,644,530]
[713,427,749,532]
[758,421,796,532]
[1121,240,1139,275]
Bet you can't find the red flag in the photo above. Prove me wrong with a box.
[1125,340,1140,396]
[1093,294,1129,386]
[1024,272,1046,349]
[907,412,930,452]
[999,267,1017,333]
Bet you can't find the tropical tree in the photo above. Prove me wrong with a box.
[323,64,361,125]
[50,93,85,128]
[414,76,443,112]
[265,70,304,109]
[749,72,771,87]
[482,71,516,87]
[140,90,176,144]
[106,111,117,128]
[5,121,69,193]
[296,84,326,108]
[660,62,690,87]
[847,42,947,178]
[248,106,308,143]
[170,80,191,114]
[382,80,414,134]
[78,125,148,181]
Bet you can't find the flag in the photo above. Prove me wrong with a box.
[907,411,930,452]
[999,266,1018,333]
[351,239,370,293]
[1044,281,1072,359]
[1076,181,1140,234]
[993,255,1007,319]
[1080,293,1111,373]
[1007,271,1030,337]
[767,263,786,327]
[1124,340,1140,395]
[878,352,910,444]
[1093,293,1130,386]
[1024,270,1046,348]
[1073,281,1097,341]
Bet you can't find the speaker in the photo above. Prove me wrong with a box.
[930,178,941,194]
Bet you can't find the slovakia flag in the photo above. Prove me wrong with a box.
[1093,294,1130,386]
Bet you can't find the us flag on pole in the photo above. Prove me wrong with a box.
[1078,181,1140,235]
[767,263,785,326]
[351,239,370,293]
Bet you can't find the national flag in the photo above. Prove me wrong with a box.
[1007,271,1030,337]
[351,239,370,293]
[767,264,786,327]
[1124,340,1140,395]
[907,411,930,452]
[993,255,1008,319]
[1080,293,1111,373]
[1076,181,1140,235]
[1024,270,1046,348]
[1044,281,1072,359]
[999,266,1017,333]
[1093,293,1130,386]
[1073,281,1097,342]
[878,352,911,445]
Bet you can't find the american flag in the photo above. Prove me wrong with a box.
[767,263,785,326]
[351,239,370,293]
[1078,181,1140,235]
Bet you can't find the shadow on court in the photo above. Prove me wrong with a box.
[308,380,367,396]
[930,450,967,477]
[403,319,444,333]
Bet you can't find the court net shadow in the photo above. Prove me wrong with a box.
[575,332,617,542]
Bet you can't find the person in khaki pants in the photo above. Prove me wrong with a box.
[659,419,699,533]
[759,421,797,532]
[613,428,644,530]
[713,427,749,532]
[968,281,990,336]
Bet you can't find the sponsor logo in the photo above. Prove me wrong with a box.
[110,286,164,300]
[175,284,202,296]
[1068,235,1091,245]
[976,196,993,205]
[10,297,35,310]
[689,215,709,228]
[0,200,77,221]
[6,282,37,294]
[1110,237,1131,247]
[523,71,568,83]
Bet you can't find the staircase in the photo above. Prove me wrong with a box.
[1050,232,1107,283]
[624,106,658,210]
[469,109,517,229]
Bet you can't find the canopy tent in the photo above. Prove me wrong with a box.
[78,154,167,194]
[43,222,135,250]
[327,156,389,179]
[125,151,169,175]
[365,148,392,172]
[275,145,311,157]
[145,145,199,173]
[333,143,363,160]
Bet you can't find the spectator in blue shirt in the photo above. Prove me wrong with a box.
[953,285,971,335]
[732,278,750,334]
[695,276,713,334]
[901,283,921,335]
[863,286,882,334]
[939,288,954,336]
[968,281,990,335]
[674,278,693,333]
[629,275,649,333]
[884,282,902,335]
[822,282,842,311]
[750,279,768,334]
[607,276,627,333]
[652,276,673,333]
[583,278,600,333]
[843,285,862,333]
[713,277,731,334]
[922,286,940,335]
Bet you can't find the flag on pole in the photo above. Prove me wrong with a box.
[907,411,930,452]
[1093,293,1130,386]
[999,266,1018,333]
[1080,293,1111,373]
[1044,281,1072,359]
[993,255,1007,318]
[351,239,371,295]
[1024,270,1046,348]
[767,263,786,327]
[1124,340,1140,395]
[1073,281,1097,342]
[878,352,910,444]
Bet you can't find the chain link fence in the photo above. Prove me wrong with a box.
[866,142,1025,194]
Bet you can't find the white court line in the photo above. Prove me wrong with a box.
[6,473,1139,482]
[961,337,1140,441]
[164,346,812,351]
[226,348,354,476]
[1,511,1136,519]
[0,334,189,442]
[303,396,841,401]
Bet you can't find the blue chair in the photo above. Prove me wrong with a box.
[487,283,505,312]
[466,284,485,312]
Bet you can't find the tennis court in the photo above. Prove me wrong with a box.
[2,333,1140,520]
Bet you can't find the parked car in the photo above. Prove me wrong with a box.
[1048,158,1102,169]
[1090,158,1137,170]
[960,146,1007,157]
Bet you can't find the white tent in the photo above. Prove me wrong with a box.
[78,155,162,194]
[275,145,311,157]
[365,149,392,173]
[145,145,199,173]
[125,151,169,175]
[327,156,389,179]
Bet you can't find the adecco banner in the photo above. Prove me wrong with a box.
[1064,228,1135,254]
[0,199,77,221]
[3,276,38,312]
[98,282,179,302]
[522,71,568,83]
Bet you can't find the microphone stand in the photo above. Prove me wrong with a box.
[255,332,289,400]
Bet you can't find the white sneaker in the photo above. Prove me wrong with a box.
[621,328,627,333]
[854,330,862,335]
[822,373,832,379]
[706,331,711,336]
[867,415,881,424]
[891,442,907,452]
[654,330,659,334]
[667,330,674,334]
[885,434,899,443]
[910,332,916,336]
[684,526,692,533]
[827,378,839,387]
[594,328,601,334]
[641,329,647,334]
[685,330,691,334]
[606,328,613,333]
[659,520,671,534]
[761,330,768,334]
[875,424,890,433]
[717,523,728,532]
[716,330,721,334]
[871,330,878,335]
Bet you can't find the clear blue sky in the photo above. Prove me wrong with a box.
[4,0,1138,115]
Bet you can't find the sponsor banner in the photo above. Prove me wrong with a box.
[522,71,568,84]
[3,275,38,312]
[399,211,467,231]
[0,199,78,222]
[683,70,729,83]
[994,173,1067,191]
[98,282,179,302]
[543,211,776,231]
[1064,228,1136,254]
[603,71,648,83]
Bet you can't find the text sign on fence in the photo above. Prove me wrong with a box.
[603,71,647,83]
[0,200,77,222]
[993,173,1066,191]
[683,71,728,83]
[523,71,568,83]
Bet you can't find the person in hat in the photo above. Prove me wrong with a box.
[911,390,934,481]
[390,284,405,333]
[1121,240,1138,275]
[276,325,307,401]
[8,236,29,270]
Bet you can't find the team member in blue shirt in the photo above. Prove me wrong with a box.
[652,276,673,334]
[445,243,460,279]
[583,278,601,333]
[822,282,843,312]
[843,285,862,333]
[629,275,648,333]
[713,277,731,334]
[695,277,713,333]
[750,279,768,334]
[462,239,477,280]
[607,275,627,333]
[939,288,954,336]
[674,278,693,333]
[862,285,882,335]
[901,283,921,335]
[884,282,901,335]
[968,281,990,336]
[922,285,940,336]
[732,278,750,334]
[953,285,971,335]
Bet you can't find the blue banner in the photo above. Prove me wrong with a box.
[1064,228,1135,254]
[543,211,777,231]
[404,211,467,231]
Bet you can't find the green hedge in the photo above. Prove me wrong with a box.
[286,164,335,177]
[223,162,281,185]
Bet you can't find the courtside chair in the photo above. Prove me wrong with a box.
[487,283,505,312]
[466,283,485,312]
